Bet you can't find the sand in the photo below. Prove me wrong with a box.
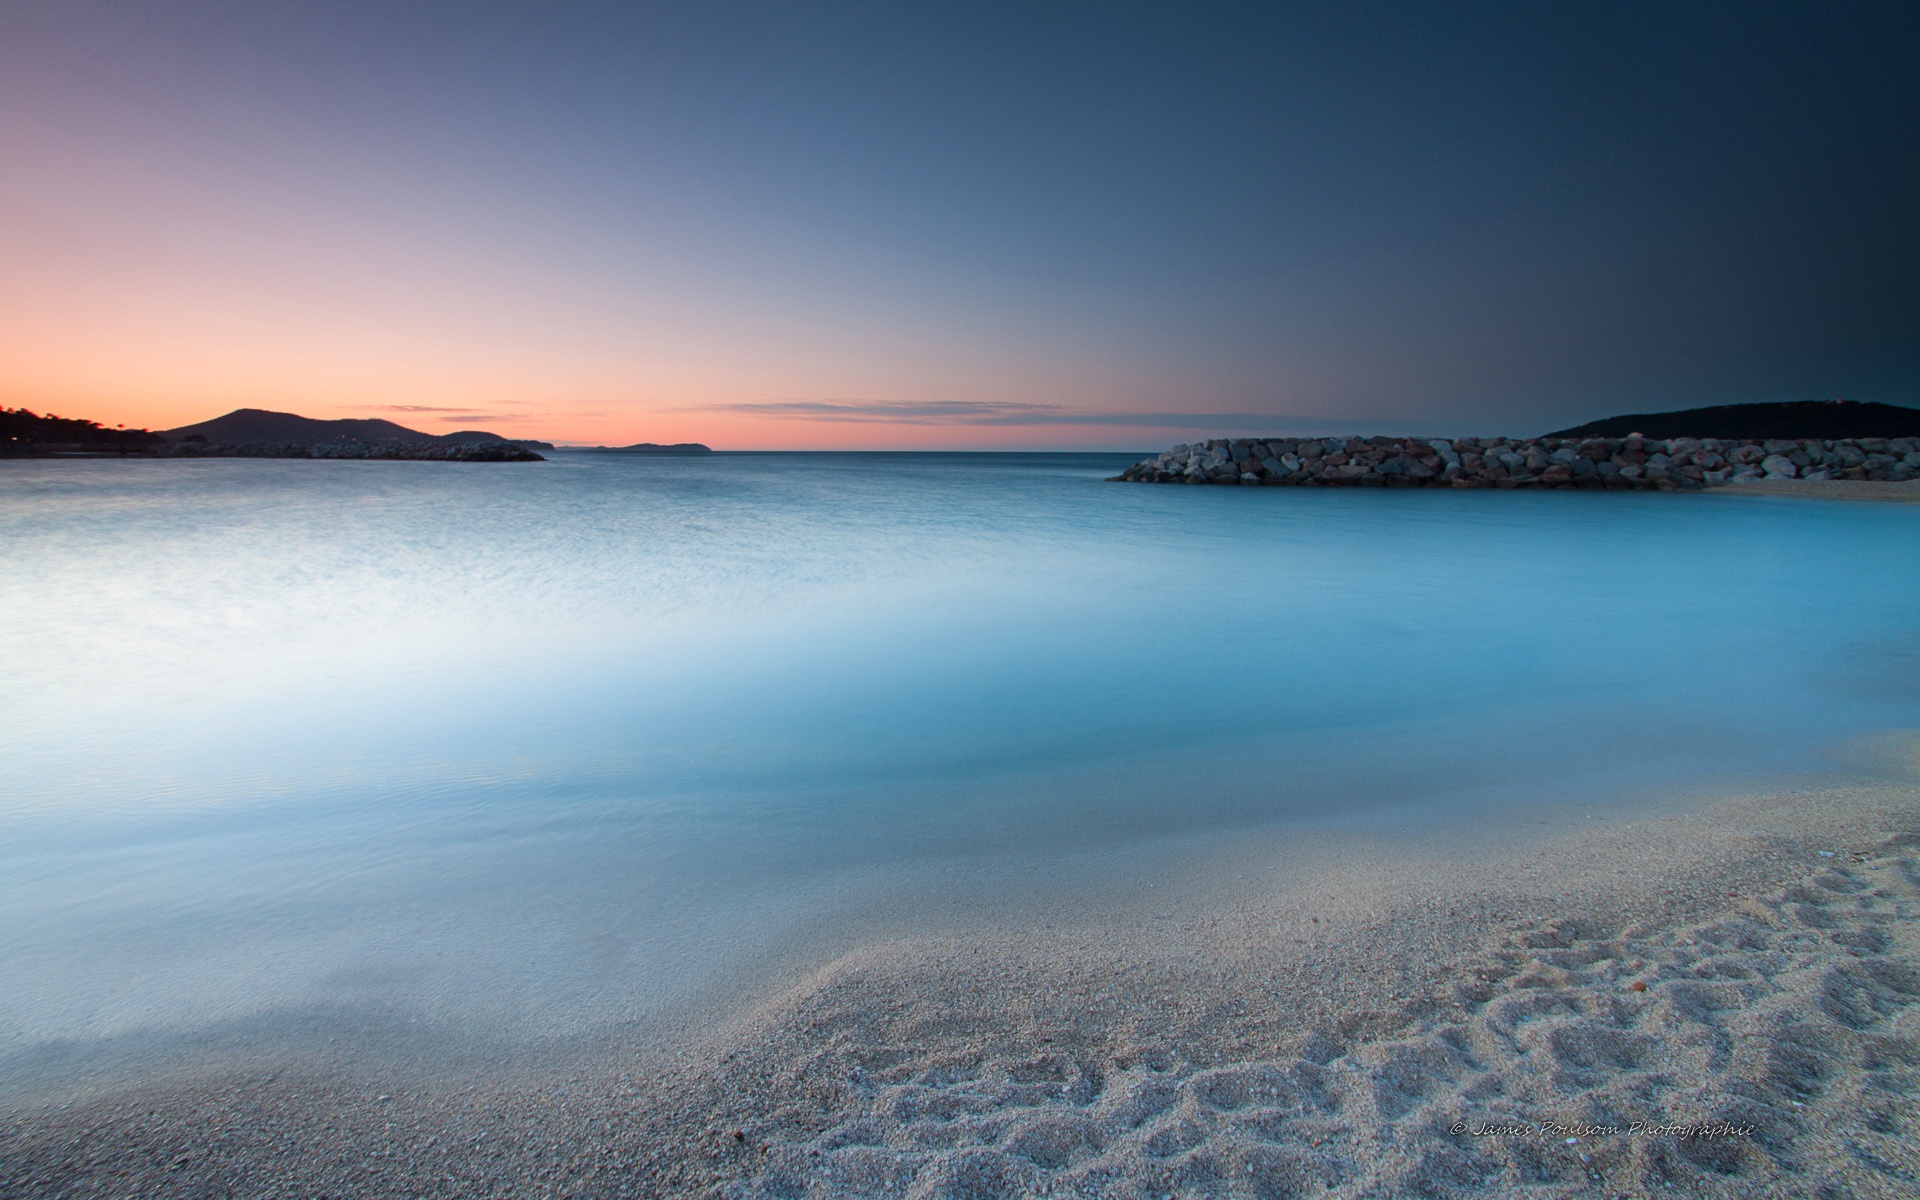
[6,751,1919,1198]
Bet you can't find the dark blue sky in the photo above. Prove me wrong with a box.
[2,2,1914,445]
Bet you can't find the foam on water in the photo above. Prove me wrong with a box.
[2,452,1917,1086]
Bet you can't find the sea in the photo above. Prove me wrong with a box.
[3,452,1917,1091]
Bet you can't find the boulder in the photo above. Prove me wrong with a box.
[1109,434,1908,491]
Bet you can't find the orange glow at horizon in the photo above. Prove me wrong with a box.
[0,161,1193,450]
[0,371,1191,453]
[0,236,1202,450]
[0,348,1201,451]
[0,78,1222,452]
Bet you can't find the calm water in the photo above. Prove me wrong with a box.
[3,453,1918,1083]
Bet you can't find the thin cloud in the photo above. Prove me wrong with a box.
[346,402,544,412]
[683,400,1335,430]
[341,404,542,425]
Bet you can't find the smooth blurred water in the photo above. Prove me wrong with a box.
[3,453,1918,1080]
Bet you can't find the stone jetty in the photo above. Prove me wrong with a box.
[153,439,545,461]
[1111,435,1920,489]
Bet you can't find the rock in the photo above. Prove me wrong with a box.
[1110,434,1912,491]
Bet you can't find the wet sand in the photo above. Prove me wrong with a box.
[6,745,1918,1199]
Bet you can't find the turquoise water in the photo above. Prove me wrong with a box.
[3,453,1917,1081]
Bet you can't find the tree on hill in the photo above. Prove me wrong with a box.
[1,408,163,454]
[1547,399,1920,440]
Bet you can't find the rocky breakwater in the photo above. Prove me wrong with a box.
[1112,435,1920,489]
[155,439,545,462]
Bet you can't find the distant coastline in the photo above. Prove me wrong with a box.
[157,407,556,453]
[2,406,735,462]
[3,406,569,462]
[150,439,547,462]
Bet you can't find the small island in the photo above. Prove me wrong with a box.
[572,441,713,453]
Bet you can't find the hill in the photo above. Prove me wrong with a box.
[162,408,545,446]
[4,406,549,460]
[437,430,557,450]
[1547,400,1920,440]
[165,409,421,444]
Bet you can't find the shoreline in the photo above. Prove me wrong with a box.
[5,748,1917,1198]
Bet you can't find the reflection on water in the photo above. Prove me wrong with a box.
[2,453,1918,1079]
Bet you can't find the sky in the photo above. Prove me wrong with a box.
[1,2,1915,450]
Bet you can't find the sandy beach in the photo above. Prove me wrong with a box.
[7,0,1917,1192]
[6,734,1917,1200]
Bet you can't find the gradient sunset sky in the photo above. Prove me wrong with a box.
[2,2,1915,449]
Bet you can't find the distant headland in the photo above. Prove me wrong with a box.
[152,408,551,460]
[3,406,568,461]
[0,406,731,461]
[162,408,556,453]
[1546,399,1920,441]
